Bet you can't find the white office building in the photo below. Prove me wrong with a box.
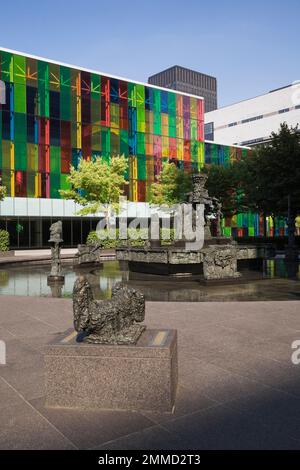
[205,83,300,146]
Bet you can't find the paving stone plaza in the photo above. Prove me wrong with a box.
[1,294,300,449]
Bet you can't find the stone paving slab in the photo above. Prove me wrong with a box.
[0,297,300,449]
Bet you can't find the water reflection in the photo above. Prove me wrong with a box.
[0,259,299,301]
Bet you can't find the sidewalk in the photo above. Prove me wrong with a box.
[0,298,300,449]
[0,248,116,265]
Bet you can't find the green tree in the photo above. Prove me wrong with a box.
[149,162,192,205]
[203,164,241,218]
[0,177,6,202]
[59,155,128,215]
[238,123,300,244]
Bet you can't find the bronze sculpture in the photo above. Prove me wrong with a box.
[73,277,146,344]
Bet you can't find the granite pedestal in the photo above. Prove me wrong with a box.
[45,328,178,412]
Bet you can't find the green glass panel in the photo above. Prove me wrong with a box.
[60,173,70,191]
[136,84,145,107]
[137,107,145,132]
[38,60,49,85]
[27,144,38,171]
[137,156,146,180]
[39,88,50,117]
[27,172,36,197]
[91,98,101,124]
[38,61,49,117]
[101,129,110,154]
[1,51,13,82]
[13,54,26,84]
[137,132,145,156]
[50,146,61,173]
[211,144,218,164]
[14,113,27,142]
[168,115,176,138]
[14,84,26,113]
[224,227,231,237]
[111,131,120,156]
[60,89,71,120]
[191,141,198,162]
[153,112,161,135]
[152,89,161,113]
[50,174,60,198]
[110,103,119,128]
[168,92,176,114]
[128,83,136,107]
[190,118,197,140]
[224,146,230,165]
[91,125,101,151]
[120,129,129,158]
[14,141,27,170]
[91,74,101,99]
[60,66,70,87]
[49,63,60,91]
[237,213,243,227]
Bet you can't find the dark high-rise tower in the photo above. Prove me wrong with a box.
[148,65,217,112]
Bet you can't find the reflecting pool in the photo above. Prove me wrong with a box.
[0,259,299,301]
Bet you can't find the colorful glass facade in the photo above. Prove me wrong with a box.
[1,48,283,242]
[0,49,205,203]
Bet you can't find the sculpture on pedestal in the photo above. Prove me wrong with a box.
[73,278,145,344]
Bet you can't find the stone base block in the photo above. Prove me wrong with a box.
[45,328,178,413]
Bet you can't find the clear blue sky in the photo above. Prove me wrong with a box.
[0,0,299,107]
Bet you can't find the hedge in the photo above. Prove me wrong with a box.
[0,229,9,252]
[86,228,175,249]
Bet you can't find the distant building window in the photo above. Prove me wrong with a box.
[204,122,214,141]
[278,108,290,114]
[296,105,300,109]
[228,122,237,127]
[241,137,267,145]
[241,115,263,124]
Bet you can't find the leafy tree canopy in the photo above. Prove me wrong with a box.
[149,162,192,206]
[0,177,6,202]
[59,155,128,215]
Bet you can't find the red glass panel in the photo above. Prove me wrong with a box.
[60,121,71,148]
[137,180,146,202]
[15,171,27,197]
[61,147,71,173]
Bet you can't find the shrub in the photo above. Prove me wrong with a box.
[86,227,176,248]
[160,228,175,245]
[0,229,9,252]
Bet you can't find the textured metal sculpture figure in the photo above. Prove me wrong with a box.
[73,277,146,344]
[187,173,215,240]
[48,221,64,279]
[49,221,63,244]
